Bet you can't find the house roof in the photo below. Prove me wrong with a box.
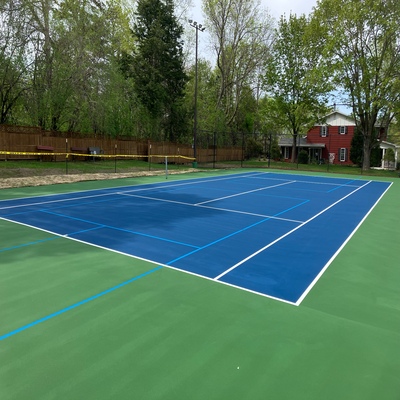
[278,136,325,148]
[380,141,400,149]
[319,110,386,128]
[317,111,356,127]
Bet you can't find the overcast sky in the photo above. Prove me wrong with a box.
[266,0,318,20]
[187,0,346,111]
[187,0,319,59]
[189,0,318,23]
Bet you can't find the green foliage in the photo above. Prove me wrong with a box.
[244,137,263,159]
[370,146,382,168]
[0,0,139,136]
[298,150,309,164]
[312,0,400,170]
[384,148,395,162]
[269,136,282,160]
[203,0,273,130]
[350,128,363,167]
[132,0,188,141]
[263,13,332,162]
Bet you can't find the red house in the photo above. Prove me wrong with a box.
[278,110,399,168]
[307,111,356,165]
[278,110,389,165]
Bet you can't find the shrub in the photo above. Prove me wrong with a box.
[298,150,309,164]
[245,137,263,159]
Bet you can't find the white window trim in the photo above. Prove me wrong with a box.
[339,148,347,162]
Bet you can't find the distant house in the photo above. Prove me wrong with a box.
[278,136,325,163]
[278,111,398,169]
[307,111,357,165]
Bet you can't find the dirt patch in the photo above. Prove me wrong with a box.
[0,169,198,189]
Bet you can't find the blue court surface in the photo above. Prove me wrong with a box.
[0,172,392,305]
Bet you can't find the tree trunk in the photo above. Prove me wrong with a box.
[291,133,297,163]
[362,134,371,171]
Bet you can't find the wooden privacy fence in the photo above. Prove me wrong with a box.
[0,124,243,163]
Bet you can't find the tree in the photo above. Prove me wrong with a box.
[350,128,363,166]
[203,0,273,136]
[46,0,133,134]
[263,13,331,162]
[0,0,134,135]
[0,0,35,123]
[312,0,400,171]
[258,97,283,158]
[132,0,188,141]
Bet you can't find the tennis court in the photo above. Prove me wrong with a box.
[1,170,399,399]
[0,171,391,305]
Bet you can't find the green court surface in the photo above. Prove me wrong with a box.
[1,169,399,400]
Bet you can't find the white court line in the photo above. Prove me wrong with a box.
[214,180,372,281]
[295,181,394,306]
[196,204,304,224]
[0,171,263,210]
[120,192,304,224]
[0,192,118,211]
[0,213,296,306]
[195,181,295,205]
[246,175,364,188]
[2,174,389,306]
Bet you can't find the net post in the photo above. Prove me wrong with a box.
[114,144,117,173]
[65,138,68,175]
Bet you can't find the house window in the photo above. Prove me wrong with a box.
[284,147,290,159]
[339,148,347,162]
[320,126,328,137]
[339,126,348,134]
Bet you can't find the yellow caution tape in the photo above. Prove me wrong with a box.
[0,150,195,161]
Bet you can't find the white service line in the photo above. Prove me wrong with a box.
[214,180,372,281]
[0,171,263,209]
[120,191,304,223]
[246,175,362,188]
[195,181,295,205]
[0,192,118,210]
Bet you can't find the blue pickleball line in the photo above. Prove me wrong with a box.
[327,179,357,193]
[40,210,199,249]
[167,199,309,265]
[0,237,58,253]
[0,265,163,341]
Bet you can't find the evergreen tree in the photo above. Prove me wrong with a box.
[350,128,363,167]
[132,0,188,141]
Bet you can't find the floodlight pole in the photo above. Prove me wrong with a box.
[188,20,205,165]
